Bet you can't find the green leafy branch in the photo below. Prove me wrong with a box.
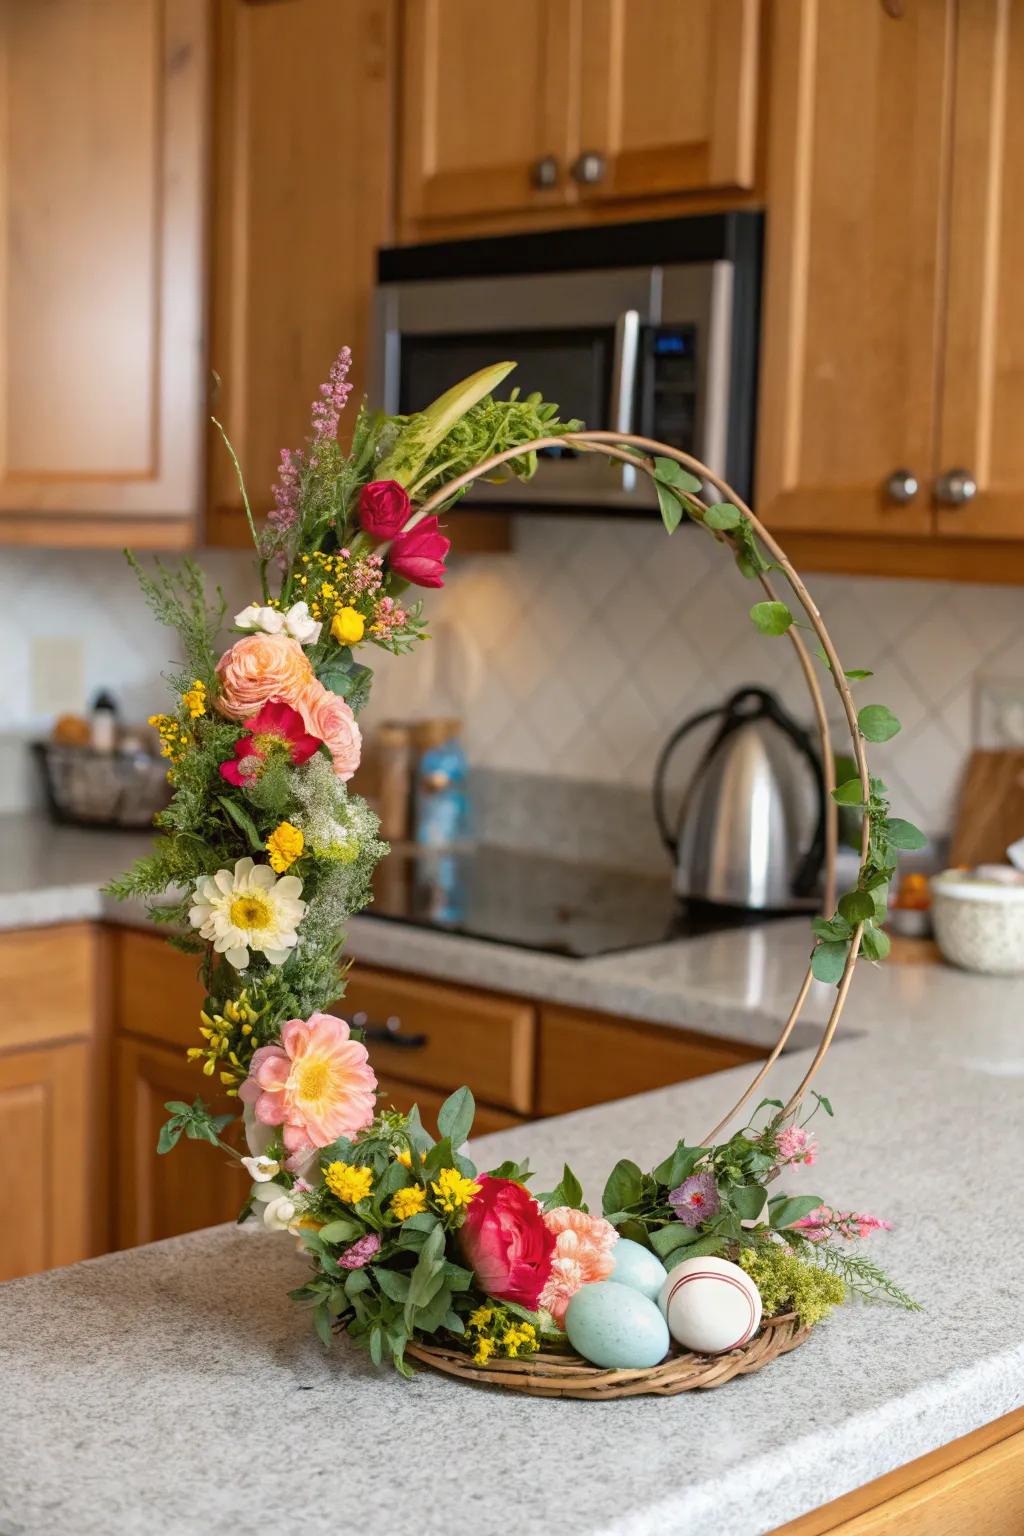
[796,1237,923,1311]
[157,1098,235,1156]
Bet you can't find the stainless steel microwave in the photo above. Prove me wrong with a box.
[372,213,762,514]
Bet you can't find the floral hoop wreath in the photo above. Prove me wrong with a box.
[115,364,921,1391]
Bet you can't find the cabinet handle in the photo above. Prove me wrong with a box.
[571,150,607,186]
[884,469,919,505]
[531,155,560,190]
[934,468,978,507]
[351,1011,429,1051]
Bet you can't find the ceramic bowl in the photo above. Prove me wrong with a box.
[930,872,1024,976]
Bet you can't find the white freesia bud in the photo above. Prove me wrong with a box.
[283,601,322,645]
[234,603,285,635]
[261,1194,300,1233]
[241,1154,281,1183]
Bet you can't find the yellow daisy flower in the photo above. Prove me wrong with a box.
[390,1186,427,1222]
[324,1161,373,1205]
[431,1167,481,1215]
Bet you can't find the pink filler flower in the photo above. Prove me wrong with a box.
[239,1012,376,1171]
[776,1125,818,1166]
[793,1204,893,1243]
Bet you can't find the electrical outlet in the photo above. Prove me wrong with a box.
[31,636,84,718]
[975,676,1024,748]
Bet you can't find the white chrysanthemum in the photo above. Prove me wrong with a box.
[188,857,306,970]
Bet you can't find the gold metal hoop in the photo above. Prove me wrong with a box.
[417,433,872,1140]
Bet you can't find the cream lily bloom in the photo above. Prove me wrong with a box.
[188,856,306,970]
[234,600,322,646]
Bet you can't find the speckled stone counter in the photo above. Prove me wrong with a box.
[2,993,1024,1536]
[2,815,1024,1532]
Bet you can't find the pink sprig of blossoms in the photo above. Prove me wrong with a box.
[267,346,353,532]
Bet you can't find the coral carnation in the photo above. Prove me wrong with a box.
[539,1207,619,1327]
[215,633,313,722]
[295,680,362,781]
[238,1012,376,1170]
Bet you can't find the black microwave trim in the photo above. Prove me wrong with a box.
[377,210,762,283]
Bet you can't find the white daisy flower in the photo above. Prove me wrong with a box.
[188,856,306,970]
[234,600,321,646]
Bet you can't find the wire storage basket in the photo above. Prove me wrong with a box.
[33,741,170,830]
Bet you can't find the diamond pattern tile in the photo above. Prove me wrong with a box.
[4,525,1024,835]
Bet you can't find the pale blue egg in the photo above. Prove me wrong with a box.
[565,1280,670,1369]
[610,1238,668,1301]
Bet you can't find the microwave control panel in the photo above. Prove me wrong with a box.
[640,324,698,453]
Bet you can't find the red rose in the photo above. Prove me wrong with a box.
[388,515,451,589]
[359,479,411,541]
[460,1176,555,1310]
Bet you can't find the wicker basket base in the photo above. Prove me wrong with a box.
[406,1312,811,1399]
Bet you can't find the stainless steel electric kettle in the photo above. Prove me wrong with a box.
[653,686,825,911]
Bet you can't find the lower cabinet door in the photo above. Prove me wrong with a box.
[375,1074,523,1140]
[0,1041,90,1281]
[116,1036,247,1249]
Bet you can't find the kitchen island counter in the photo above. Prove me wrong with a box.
[2,955,1023,1536]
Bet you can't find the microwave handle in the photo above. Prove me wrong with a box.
[611,309,641,490]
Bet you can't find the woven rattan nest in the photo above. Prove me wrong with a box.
[406,1311,810,1399]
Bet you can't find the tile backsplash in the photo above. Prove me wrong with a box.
[2,520,1022,834]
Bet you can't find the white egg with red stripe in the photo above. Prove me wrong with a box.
[658,1256,762,1355]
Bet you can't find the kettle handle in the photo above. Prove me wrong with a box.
[652,701,731,856]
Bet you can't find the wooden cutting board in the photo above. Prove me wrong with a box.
[949,749,1024,867]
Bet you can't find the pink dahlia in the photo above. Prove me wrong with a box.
[538,1207,619,1328]
[669,1170,720,1227]
[238,1012,377,1171]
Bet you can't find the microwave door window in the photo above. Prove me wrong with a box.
[398,328,612,454]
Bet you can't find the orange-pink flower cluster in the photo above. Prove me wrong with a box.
[538,1206,619,1327]
[215,632,361,780]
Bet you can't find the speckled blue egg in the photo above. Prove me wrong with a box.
[610,1238,668,1301]
[565,1280,670,1369]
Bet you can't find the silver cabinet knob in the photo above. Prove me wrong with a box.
[571,150,606,186]
[935,468,978,506]
[884,469,919,504]
[531,155,559,190]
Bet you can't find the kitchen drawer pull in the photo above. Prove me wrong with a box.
[351,1011,429,1050]
[531,155,560,190]
[934,468,978,507]
[571,150,607,186]
[884,469,918,504]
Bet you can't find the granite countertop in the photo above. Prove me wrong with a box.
[2,817,1024,1529]
[2,960,1024,1535]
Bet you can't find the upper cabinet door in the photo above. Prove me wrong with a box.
[936,0,1024,540]
[399,0,575,224]
[207,0,394,539]
[756,0,953,536]
[0,0,209,533]
[577,0,760,201]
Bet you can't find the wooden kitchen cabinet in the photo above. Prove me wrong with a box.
[115,1035,245,1249]
[759,0,1024,578]
[537,1003,763,1118]
[206,0,394,545]
[375,1075,523,1139]
[0,0,209,549]
[399,0,759,234]
[0,1042,91,1282]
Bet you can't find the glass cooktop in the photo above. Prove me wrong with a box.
[367,845,783,960]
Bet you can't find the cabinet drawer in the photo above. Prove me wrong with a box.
[112,928,206,1051]
[340,966,536,1115]
[0,924,99,1049]
[538,1005,764,1117]
[375,1075,524,1141]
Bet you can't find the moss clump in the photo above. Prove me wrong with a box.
[740,1243,846,1328]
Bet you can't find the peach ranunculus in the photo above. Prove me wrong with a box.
[215,633,314,722]
[238,1011,376,1170]
[538,1206,619,1328]
[295,679,362,781]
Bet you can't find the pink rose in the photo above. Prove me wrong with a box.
[460,1177,555,1310]
[295,680,362,781]
[388,515,450,588]
[215,633,313,722]
[359,479,412,541]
